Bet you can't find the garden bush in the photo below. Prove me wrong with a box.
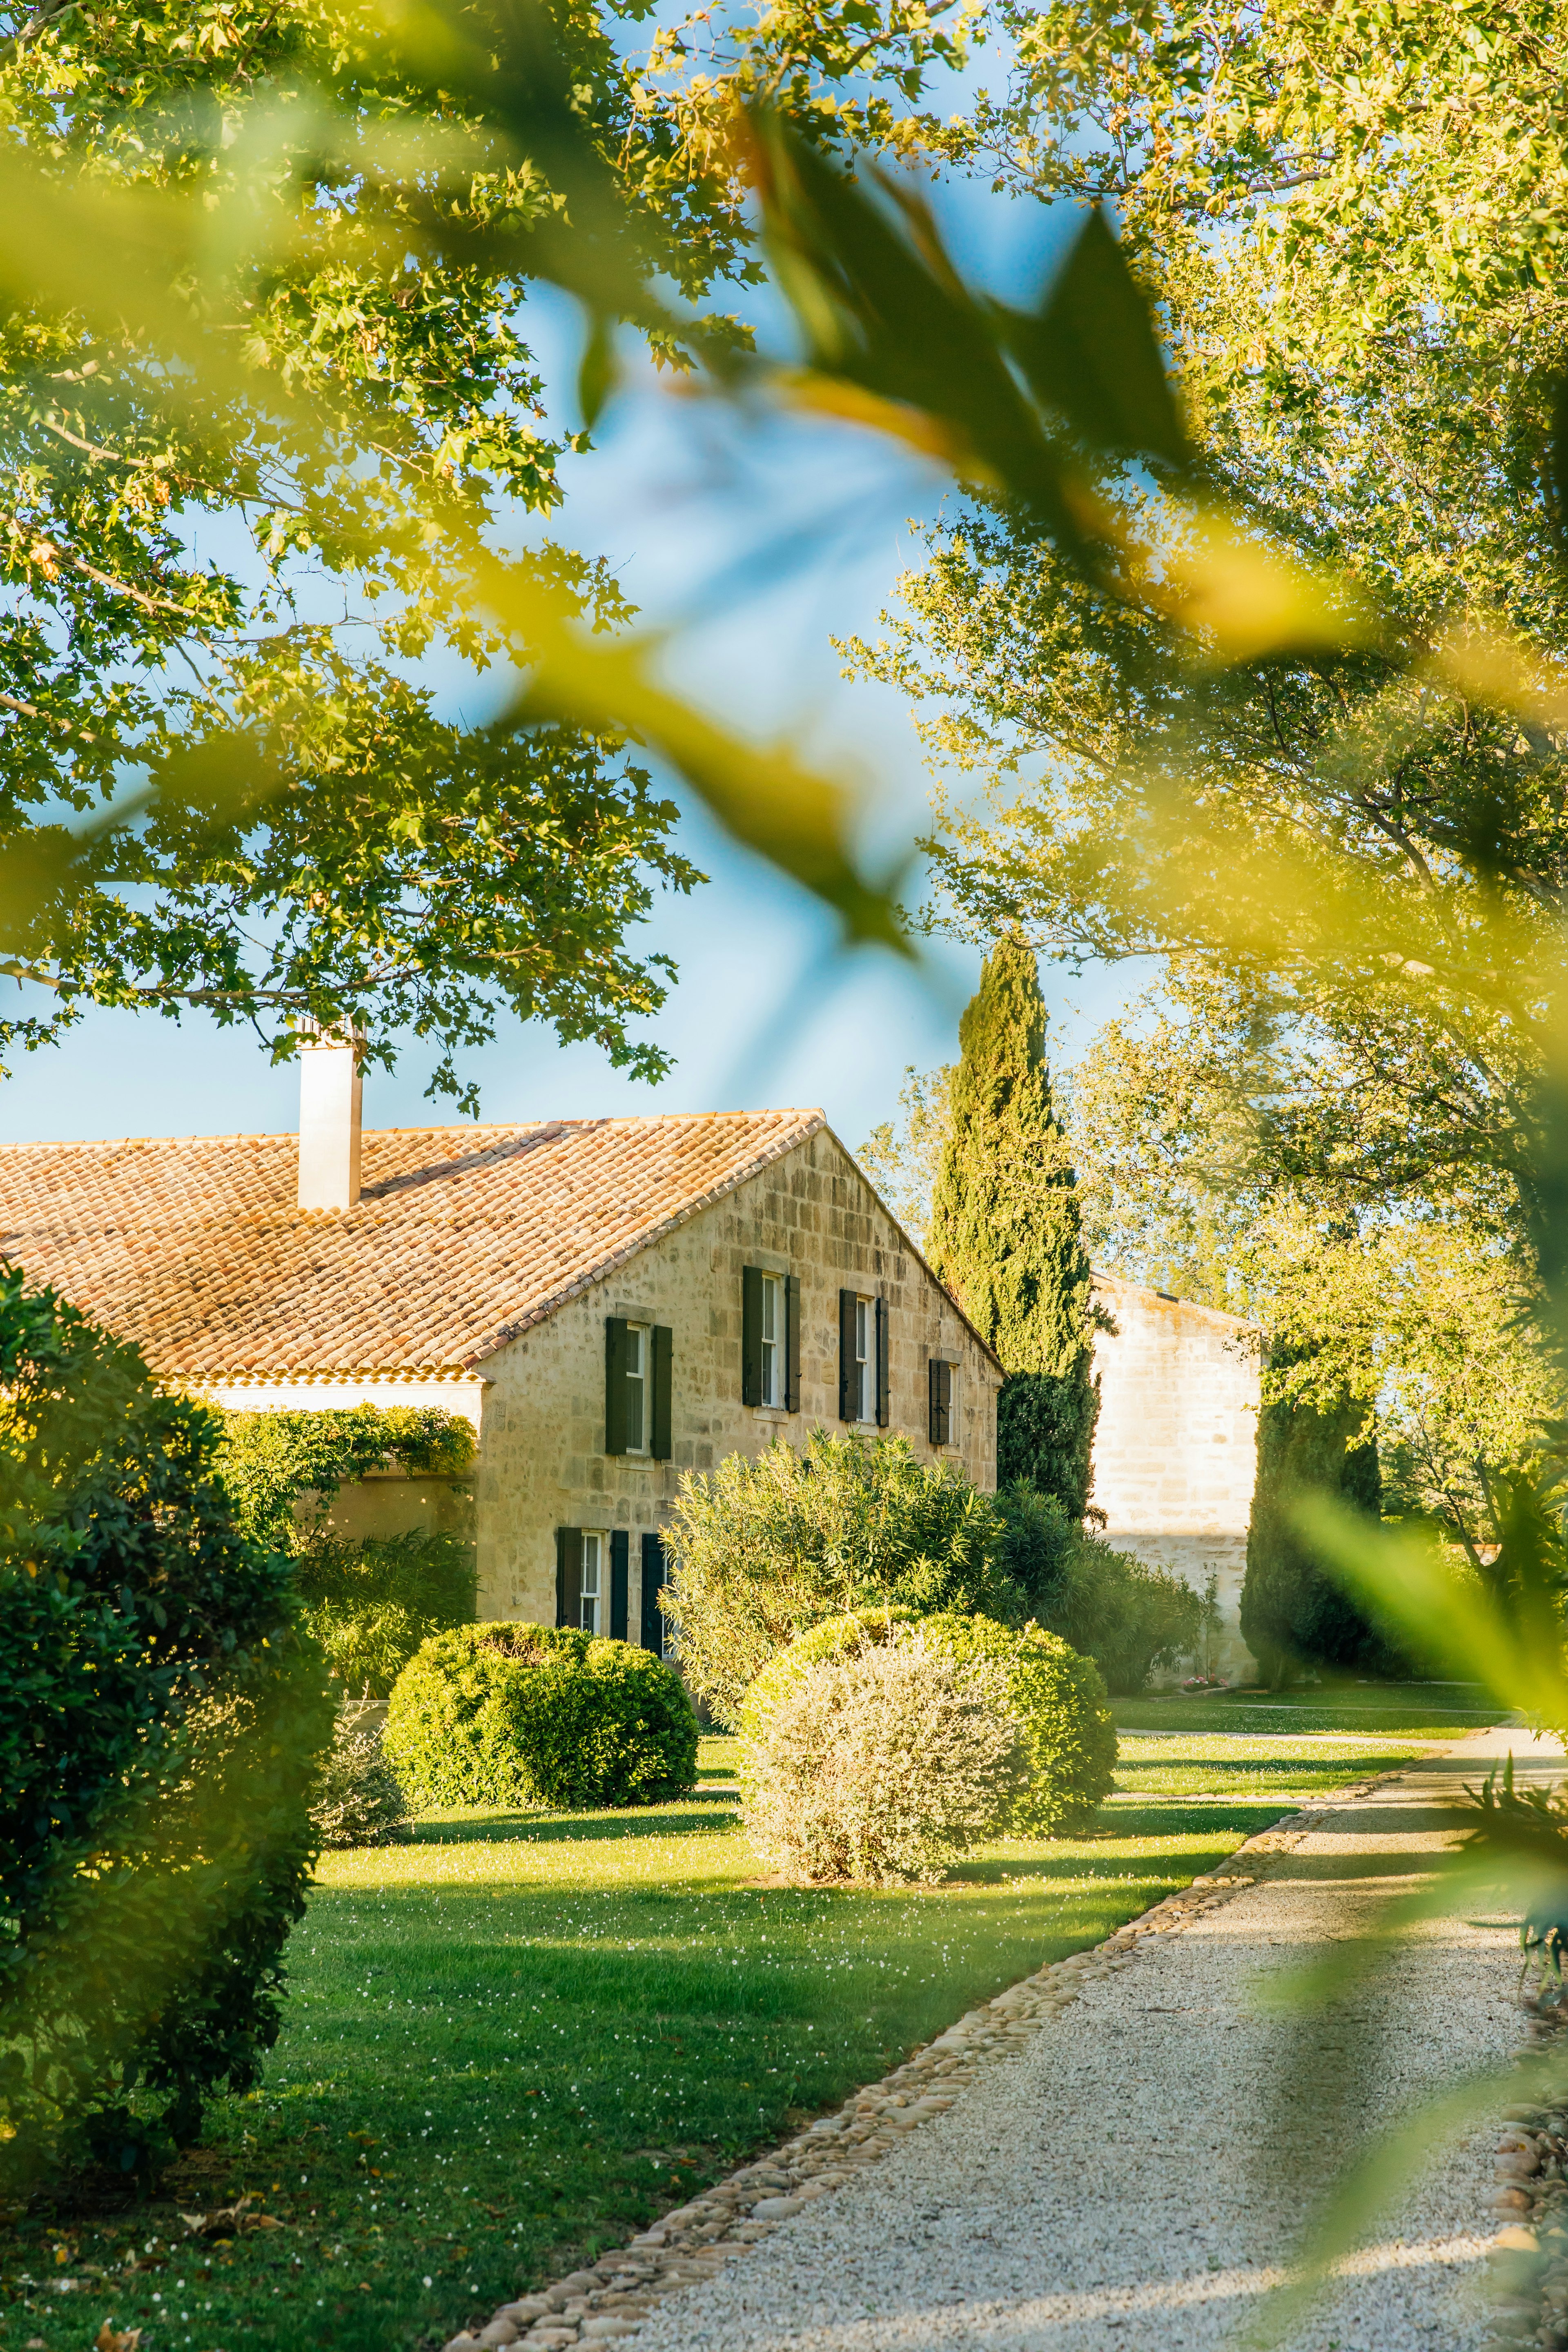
[740,1628,1027,1884]
[744,1606,1116,1834]
[298,1529,478,1696]
[310,1705,410,1849]
[0,1271,334,2191]
[385,1623,697,1811]
[998,1483,1203,1693]
[220,1409,478,1695]
[217,1403,476,1550]
[661,1430,1024,1726]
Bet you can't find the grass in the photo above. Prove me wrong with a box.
[2,1683,1497,2352]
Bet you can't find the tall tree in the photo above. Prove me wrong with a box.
[1240,1348,1392,1686]
[0,0,959,1104]
[927,935,1098,1513]
[846,0,1568,1243]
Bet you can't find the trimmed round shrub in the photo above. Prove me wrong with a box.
[740,1628,1027,1885]
[385,1622,697,1810]
[743,1607,1116,1835]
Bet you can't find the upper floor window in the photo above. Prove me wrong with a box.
[839,1290,889,1427]
[623,1323,648,1453]
[742,1267,799,1411]
[929,1357,956,1447]
[759,1275,782,1405]
[606,1317,673,1457]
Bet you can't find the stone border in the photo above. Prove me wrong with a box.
[439,1773,1412,2352]
[1484,1991,1568,2350]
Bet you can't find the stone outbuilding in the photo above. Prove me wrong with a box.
[1089,1273,1262,1680]
[0,1042,1002,1644]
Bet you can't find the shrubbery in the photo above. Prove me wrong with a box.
[385,1624,697,1811]
[310,1705,410,1849]
[0,1272,334,2190]
[740,1629,1027,1884]
[661,1431,1023,1726]
[744,1606,1116,1835]
[219,1408,478,1695]
[998,1484,1203,1693]
[217,1404,475,1546]
[298,1530,477,1696]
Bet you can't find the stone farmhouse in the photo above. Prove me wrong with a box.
[0,1034,1002,1646]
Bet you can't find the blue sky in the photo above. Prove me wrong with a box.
[0,142,1139,1154]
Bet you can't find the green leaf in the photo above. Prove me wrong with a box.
[577,313,617,434]
[1001,206,1191,470]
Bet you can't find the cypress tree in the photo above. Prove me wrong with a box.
[927,935,1098,1515]
[1238,1348,1394,1684]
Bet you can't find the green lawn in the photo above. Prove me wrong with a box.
[2,1685,1498,2352]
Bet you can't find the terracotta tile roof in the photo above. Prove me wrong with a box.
[0,1110,825,1380]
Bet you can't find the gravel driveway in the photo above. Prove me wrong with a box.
[629,1726,1556,2352]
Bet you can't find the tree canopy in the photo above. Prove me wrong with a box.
[849,0,1568,1242]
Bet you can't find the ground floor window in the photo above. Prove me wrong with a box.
[579,1531,603,1633]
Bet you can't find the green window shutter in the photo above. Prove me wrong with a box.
[784,1274,801,1413]
[929,1358,952,1446]
[742,1266,764,1406]
[651,1325,673,1460]
[640,1531,667,1653]
[610,1530,630,1640]
[555,1526,583,1629]
[605,1316,630,1454]
[875,1297,890,1428]
[838,1289,857,1422]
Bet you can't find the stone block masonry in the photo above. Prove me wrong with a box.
[1089,1273,1262,1680]
[474,1130,1003,1628]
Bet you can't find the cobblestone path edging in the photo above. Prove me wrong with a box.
[1484,1991,1568,2349]
[438,1774,1411,2352]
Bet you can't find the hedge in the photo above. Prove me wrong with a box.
[385,1622,697,1811]
[0,1270,334,2191]
[742,1606,1116,1834]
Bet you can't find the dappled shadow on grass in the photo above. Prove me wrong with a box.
[410,1796,739,1847]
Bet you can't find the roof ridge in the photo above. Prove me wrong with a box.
[0,1107,826,1152]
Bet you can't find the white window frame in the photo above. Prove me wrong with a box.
[624,1323,649,1455]
[759,1273,783,1408]
[580,1531,604,1633]
[853,1295,871,1424]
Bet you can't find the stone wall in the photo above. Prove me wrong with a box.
[473,1128,1003,1628]
[1089,1273,1262,1680]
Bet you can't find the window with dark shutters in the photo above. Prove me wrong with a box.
[651,1325,672,1460]
[640,1530,668,1654]
[555,1526,583,1629]
[604,1317,631,1454]
[838,1288,858,1421]
[929,1358,953,1446]
[610,1530,630,1640]
[875,1297,890,1427]
[784,1274,801,1412]
[742,1266,764,1405]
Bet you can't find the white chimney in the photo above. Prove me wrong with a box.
[297,1024,362,1212]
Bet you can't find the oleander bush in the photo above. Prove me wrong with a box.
[310,1705,411,1849]
[744,1606,1116,1835]
[385,1622,698,1811]
[660,1430,1025,1727]
[739,1626,1027,1885]
[0,1271,334,2192]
